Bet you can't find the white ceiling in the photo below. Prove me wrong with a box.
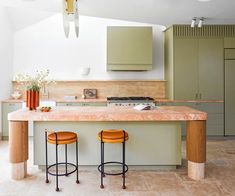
[1,0,235,31]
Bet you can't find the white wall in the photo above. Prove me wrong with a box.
[0,6,14,136]
[13,14,164,80]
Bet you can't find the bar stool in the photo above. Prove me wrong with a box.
[97,130,129,189]
[45,130,79,192]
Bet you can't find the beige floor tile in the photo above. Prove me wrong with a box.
[1,139,235,195]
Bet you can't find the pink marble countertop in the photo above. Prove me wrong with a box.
[1,99,25,103]
[154,99,224,103]
[2,98,107,103]
[8,106,207,122]
[56,99,107,103]
[2,98,223,104]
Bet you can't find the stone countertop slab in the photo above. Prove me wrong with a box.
[8,106,207,122]
[154,99,224,103]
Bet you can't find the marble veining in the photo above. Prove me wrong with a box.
[8,106,207,121]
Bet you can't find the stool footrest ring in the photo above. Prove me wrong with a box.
[98,161,128,176]
[47,162,77,177]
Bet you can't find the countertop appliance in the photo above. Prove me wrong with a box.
[107,96,155,107]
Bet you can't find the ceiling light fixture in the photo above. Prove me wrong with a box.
[63,0,79,38]
[191,17,196,28]
[198,17,204,28]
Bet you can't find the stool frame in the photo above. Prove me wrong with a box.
[45,130,79,192]
[98,130,128,189]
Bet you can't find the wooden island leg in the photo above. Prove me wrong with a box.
[186,120,206,180]
[9,121,28,180]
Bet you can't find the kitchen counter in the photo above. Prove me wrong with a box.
[55,98,107,103]
[154,99,224,103]
[2,98,224,104]
[2,98,107,103]
[8,106,206,181]
[1,99,25,103]
[8,106,207,122]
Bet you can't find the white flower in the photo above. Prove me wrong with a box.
[14,69,54,91]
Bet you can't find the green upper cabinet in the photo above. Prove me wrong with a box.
[107,26,153,71]
[198,38,224,100]
[165,25,224,100]
[174,38,199,100]
[224,37,235,48]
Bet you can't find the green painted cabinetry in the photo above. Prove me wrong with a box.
[225,60,235,135]
[165,26,224,100]
[174,38,198,100]
[224,37,235,48]
[198,38,224,100]
[157,102,224,136]
[107,26,152,71]
[2,102,22,139]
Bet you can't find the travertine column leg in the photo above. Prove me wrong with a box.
[9,121,28,180]
[186,120,206,180]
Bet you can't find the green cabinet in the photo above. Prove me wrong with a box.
[174,38,198,100]
[2,102,22,139]
[225,60,235,135]
[56,102,107,107]
[157,102,224,136]
[107,26,152,71]
[224,37,235,48]
[198,38,224,100]
[165,27,224,100]
[225,49,235,59]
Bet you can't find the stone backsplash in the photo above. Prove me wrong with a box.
[12,80,166,100]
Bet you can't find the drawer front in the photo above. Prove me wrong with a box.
[82,102,107,107]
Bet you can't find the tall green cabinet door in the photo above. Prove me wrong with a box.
[225,60,235,135]
[198,38,224,100]
[174,38,198,100]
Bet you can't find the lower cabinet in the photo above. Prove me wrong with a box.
[156,102,224,136]
[2,102,22,139]
[56,102,107,107]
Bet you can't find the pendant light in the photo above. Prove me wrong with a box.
[62,0,79,38]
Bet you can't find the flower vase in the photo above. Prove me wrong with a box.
[26,90,39,110]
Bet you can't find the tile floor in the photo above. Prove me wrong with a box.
[0,139,235,196]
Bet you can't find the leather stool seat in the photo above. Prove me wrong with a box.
[48,131,78,145]
[98,130,129,143]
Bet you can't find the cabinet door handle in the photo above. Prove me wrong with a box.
[199,93,202,99]
[195,93,198,100]
[9,104,15,106]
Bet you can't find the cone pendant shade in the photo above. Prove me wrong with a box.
[63,0,79,38]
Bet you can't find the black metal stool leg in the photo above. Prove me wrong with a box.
[45,132,49,183]
[76,140,79,184]
[65,144,68,176]
[122,140,126,189]
[100,131,104,189]
[55,134,59,192]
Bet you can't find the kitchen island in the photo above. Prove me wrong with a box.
[8,106,207,181]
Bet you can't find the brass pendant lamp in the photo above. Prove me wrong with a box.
[63,0,79,38]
